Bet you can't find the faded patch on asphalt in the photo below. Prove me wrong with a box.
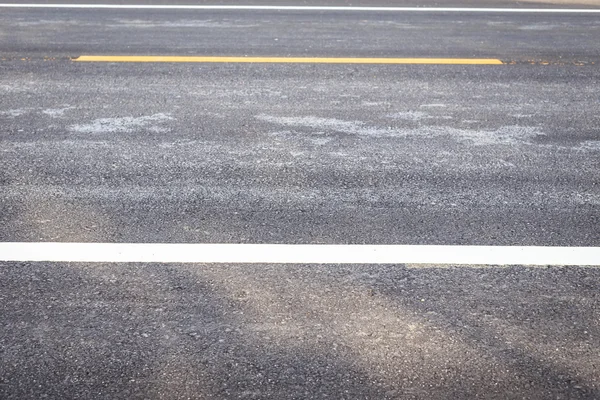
[69,113,174,134]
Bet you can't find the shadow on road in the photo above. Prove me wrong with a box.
[1,260,598,399]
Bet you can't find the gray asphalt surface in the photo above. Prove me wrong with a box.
[1,262,599,399]
[1,2,599,399]
[2,9,600,60]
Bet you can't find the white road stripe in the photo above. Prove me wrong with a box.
[0,243,598,265]
[0,4,599,12]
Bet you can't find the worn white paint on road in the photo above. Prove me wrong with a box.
[0,243,599,265]
[1,4,600,12]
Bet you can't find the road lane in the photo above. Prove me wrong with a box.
[1,261,599,399]
[1,9,600,61]
[1,61,598,245]
[1,4,599,399]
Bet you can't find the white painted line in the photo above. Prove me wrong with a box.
[0,243,598,265]
[0,4,599,12]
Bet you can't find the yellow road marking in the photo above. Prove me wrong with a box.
[74,56,504,65]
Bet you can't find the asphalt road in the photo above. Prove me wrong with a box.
[2,8,600,60]
[1,2,599,399]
